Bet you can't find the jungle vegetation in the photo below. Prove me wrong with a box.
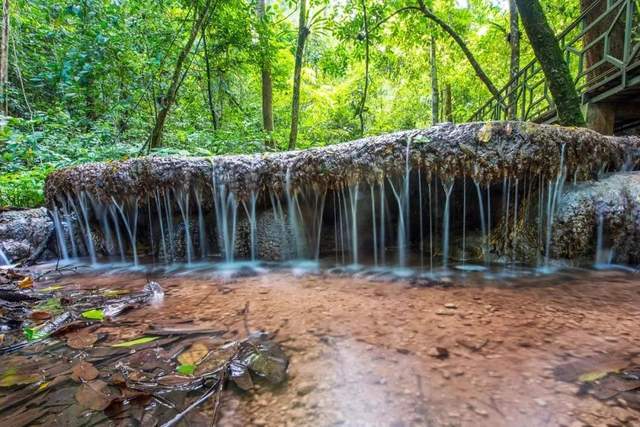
[0,0,582,207]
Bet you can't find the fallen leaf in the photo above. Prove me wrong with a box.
[18,276,33,289]
[75,380,113,411]
[71,362,99,382]
[0,368,41,387]
[111,336,159,348]
[40,285,63,292]
[34,298,62,314]
[81,309,105,321]
[67,331,98,349]
[176,364,196,376]
[30,311,52,321]
[579,371,611,383]
[23,326,47,342]
[103,289,129,297]
[177,342,209,366]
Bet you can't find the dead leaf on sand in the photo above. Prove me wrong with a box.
[71,362,99,383]
[66,331,98,349]
[177,342,209,366]
[75,380,113,410]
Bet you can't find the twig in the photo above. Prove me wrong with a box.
[242,301,250,336]
[160,376,224,427]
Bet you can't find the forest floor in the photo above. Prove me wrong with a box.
[2,267,640,426]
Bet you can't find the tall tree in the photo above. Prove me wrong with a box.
[356,0,369,136]
[201,26,219,130]
[508,0,520,120]
[430,34,438,126]
[444,82,453,123]
[515,0,585,126]
[256,0,274,141]
[288,0,309,150]
[0,0,8,115]
[149,0,214,149]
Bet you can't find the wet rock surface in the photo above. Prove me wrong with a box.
[0,208,54,264]
[552,172,640,263]
[45,122,640,205]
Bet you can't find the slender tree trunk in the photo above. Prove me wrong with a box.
[149,0,213,149]
[444,82,453,122]
[357,0,369,136]
[515,0,585,126]
[0,0,8,115]
[416,0,500,101]
[257,0,274,141]
[201,26,218,130]
[508,0,520,120]
[430,34,439,126]
[288,0,309,151]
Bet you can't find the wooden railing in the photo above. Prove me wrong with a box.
[469,0,640,123]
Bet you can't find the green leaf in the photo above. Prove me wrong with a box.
[81,309,105,321]
[40,285,64,292]
[578,371,611,382]
[102,289,129,297]
[0,368,41,387]
[24,326,48,341]
[176,364,196,376]
[111,336,159,348]
[34,298,62,314]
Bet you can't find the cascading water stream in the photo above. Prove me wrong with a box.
[441,179,455,270]
[45,133,623,277]
[0,245,9,265]
[544,144,567,267]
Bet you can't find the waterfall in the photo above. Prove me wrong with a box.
[51,207,69,261]
[0,245,9,265]
[370,184,378,266]
[441,179,454,269]
[44,133,618,275]
[474,180,487,263]
[348,183,360,265]
[544,144,567,266]
[286,167,305,259]
[212,174,238,263]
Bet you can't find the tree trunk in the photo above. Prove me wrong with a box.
[257,0,274,141]
[357,0,369,136]
[149,1,213,149]
[430,34,439,126]
[515,0,585,127]
[416,0,500,101]
[288,0,309,151]
[0,0,8,115]
[444,82,453,123]
[508,0,520,120]
[201,26,218,130]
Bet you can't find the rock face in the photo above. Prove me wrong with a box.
[552,172,640,264]
[45,122,640,206]
[0,208,54,264]
[40,122,640,266]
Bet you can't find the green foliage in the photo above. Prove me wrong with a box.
[0,0,582,208]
